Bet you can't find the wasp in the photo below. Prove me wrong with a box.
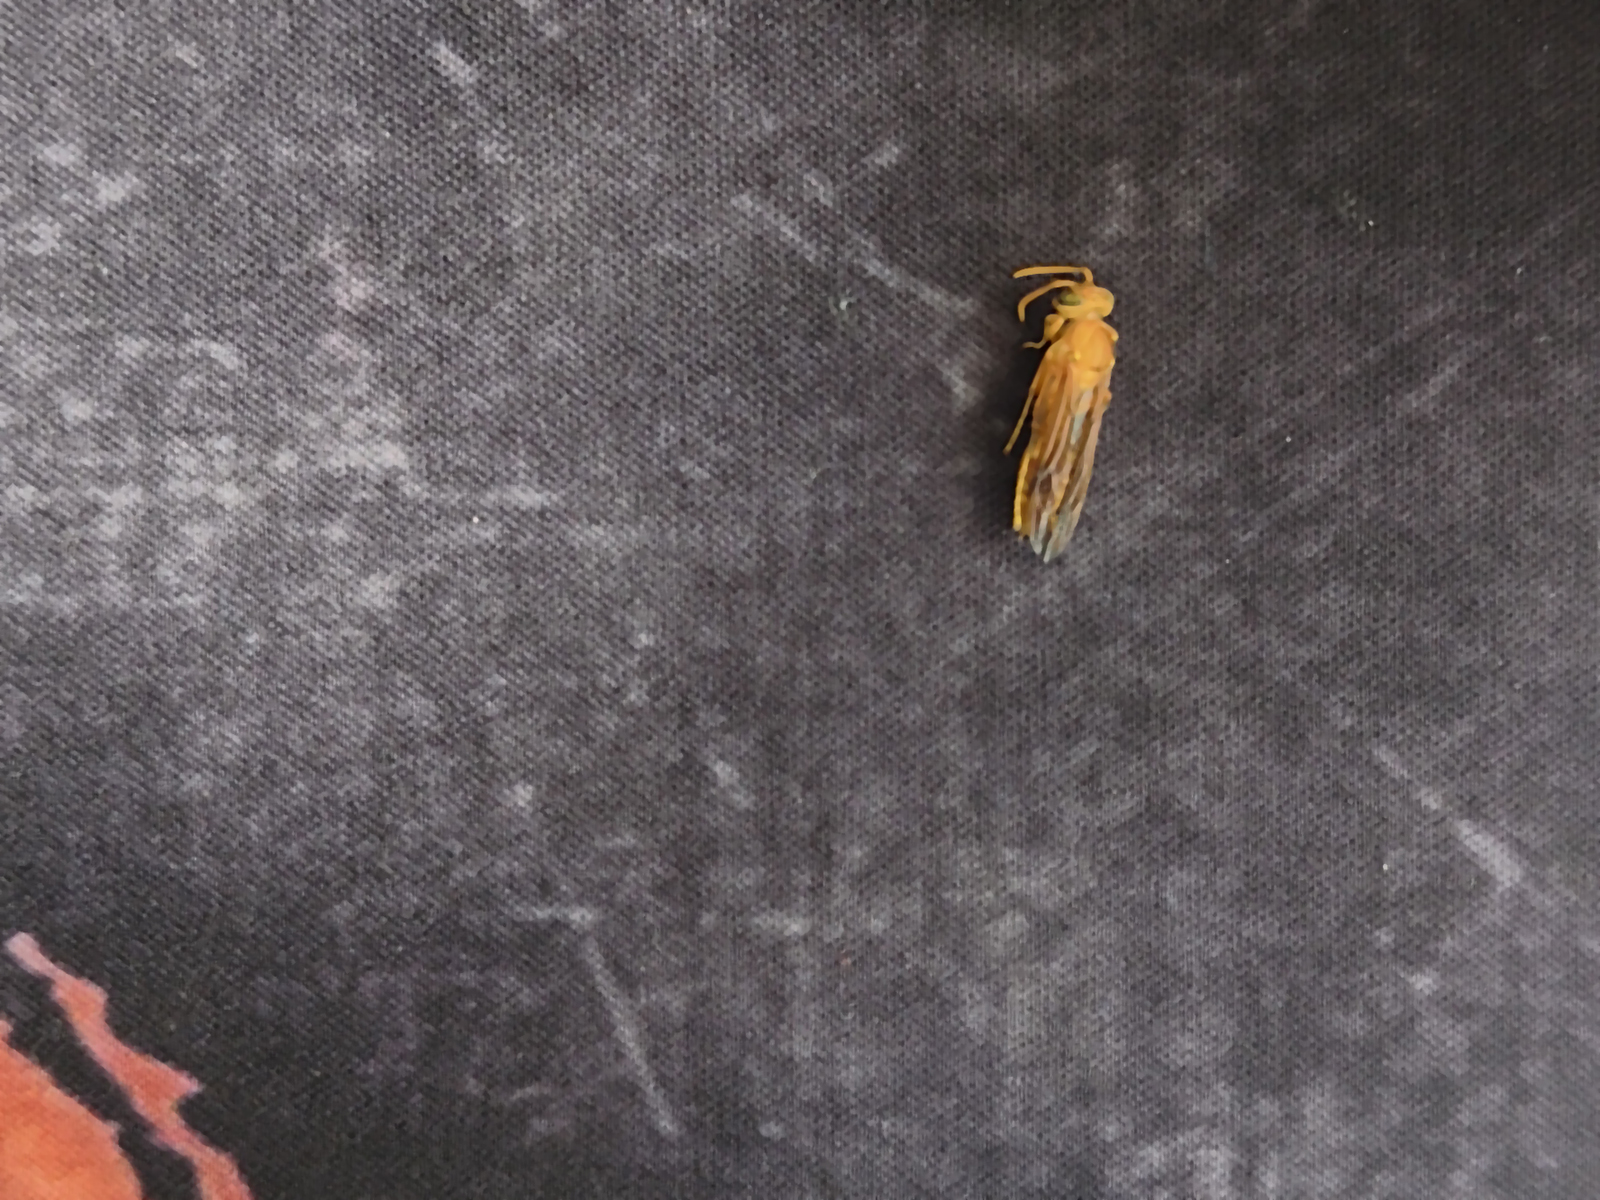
[1006,265,1118,560]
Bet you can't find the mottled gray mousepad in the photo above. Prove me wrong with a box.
[2,2,1597,1197]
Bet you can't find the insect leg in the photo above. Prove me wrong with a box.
[1004,378,1041,454]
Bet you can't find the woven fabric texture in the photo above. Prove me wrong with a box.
[2,2,1597,1196]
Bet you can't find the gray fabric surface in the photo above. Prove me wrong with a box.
[2,1,1597,1196]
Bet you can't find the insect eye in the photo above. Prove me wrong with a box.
[1060,295,1081,305]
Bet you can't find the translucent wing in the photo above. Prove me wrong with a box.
[1013,344,1113,559]
[1037,380,1111,561]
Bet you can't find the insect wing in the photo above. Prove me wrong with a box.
[1026,382,1090,557]
[1040,383,1111,561]
[1013,348,1073,545]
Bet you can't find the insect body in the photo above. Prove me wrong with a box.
[1006,265,1118,561]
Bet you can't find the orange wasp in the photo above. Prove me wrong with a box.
[1005,265,1118,560]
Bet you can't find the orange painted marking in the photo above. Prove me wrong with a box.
[4,933,255,1200]
[0,1015,143,1200]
